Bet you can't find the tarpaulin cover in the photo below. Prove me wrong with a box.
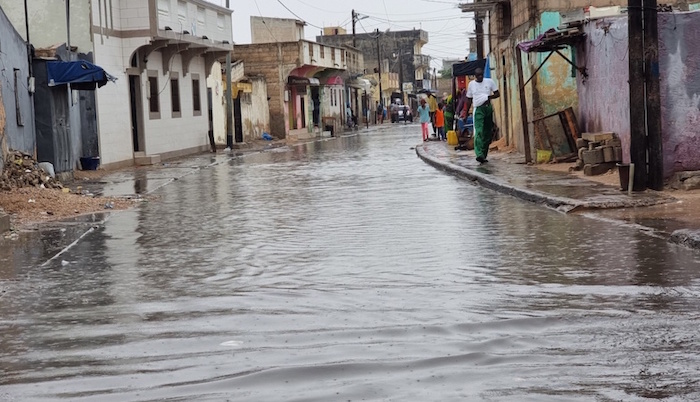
[452,58,486,77]
[517,28,556,53]
[47,60,116,90]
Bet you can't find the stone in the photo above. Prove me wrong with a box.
[584,163,614,176]
[669,229,700,250]
[578,147,586,160]
[575,158,585,170]
[576,138,589,149]
[582,132,615,142]
[582,148,604,165]
[602,146,615,162]
[0,212,10,234]
[683,176,700,191]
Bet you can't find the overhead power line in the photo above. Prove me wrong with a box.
[275,0,325,30]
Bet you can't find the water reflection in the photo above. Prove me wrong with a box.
[1,129,700,400]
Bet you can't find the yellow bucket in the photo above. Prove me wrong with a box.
[536,149,552,164]
[447,130,458,145]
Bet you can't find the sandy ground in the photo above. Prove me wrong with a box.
[0,187,135,230]
[535,161,622,187]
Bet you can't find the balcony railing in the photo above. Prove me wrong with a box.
[156,0,232,43]
[413,54,431,67]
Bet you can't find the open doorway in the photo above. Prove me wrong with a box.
[128,74,145,153]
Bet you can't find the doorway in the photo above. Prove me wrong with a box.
[128,74,145,153]
[311,86,320,127]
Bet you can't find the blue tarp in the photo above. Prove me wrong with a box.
[47,60,116,90]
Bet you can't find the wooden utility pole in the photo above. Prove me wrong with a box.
[515,48,532,164]
[475,13,484,59]
[376,29,383,107]
[352,10,357,47]
[643,0,663,190]
[225,0,233,147]
[628,0,647,191]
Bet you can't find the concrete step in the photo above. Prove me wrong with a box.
[0,212,10,234]
[134,154,161,166]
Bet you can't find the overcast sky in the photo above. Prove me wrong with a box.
[207,0,475,71]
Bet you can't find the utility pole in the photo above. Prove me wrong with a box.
[628,0,647,191]
[644,0,663,190]
[475,13,484,59]
[397,51,404,104]
[225,0,234,148]
[352,10,357,47]
[66,0,71,50]
[375,29,383,107]
[23,0,33,79]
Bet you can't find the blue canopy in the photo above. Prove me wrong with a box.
[47,60,116,90]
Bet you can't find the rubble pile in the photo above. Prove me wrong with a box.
[574,132,623,176]
[0,152,63,191]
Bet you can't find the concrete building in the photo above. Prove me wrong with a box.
[316,28,432,103]
[0,5,35,166]
[0,0,233,170]
[463,0,699,163]
[235,17,364,140]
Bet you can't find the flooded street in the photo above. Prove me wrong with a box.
[2,126,700,401]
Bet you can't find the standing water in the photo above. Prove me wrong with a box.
[2,127,700,401]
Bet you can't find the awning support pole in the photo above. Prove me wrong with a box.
[521,50,553,89]
[516,48,532,164]
[554,49,588,79]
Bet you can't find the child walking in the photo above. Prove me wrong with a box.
[435,102,445,141]
[418,98,431,141]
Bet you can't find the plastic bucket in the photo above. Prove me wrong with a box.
[536,149,552,164]
[80,156,100,171]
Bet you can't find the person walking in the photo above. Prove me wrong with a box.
[435,102,446,141]
[376,101,384,124]
[418,98,431,141]
[464,68,499,163]
[427,93,438,136]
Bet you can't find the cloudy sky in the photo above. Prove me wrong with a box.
[207,0,475,71]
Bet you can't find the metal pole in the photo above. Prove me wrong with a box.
[376,29,383,109]
[628,0,647,191]
[226,52,233,148]
[398,51,404,104]
[23,0,32,77]
[66,0,71,50]
[643,0,663,190]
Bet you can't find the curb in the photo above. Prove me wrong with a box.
[669,229,700,250]
[416,145,582,213]
[416,144,673,213]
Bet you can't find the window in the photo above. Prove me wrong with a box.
[331,49,336,64]
[192,76,201,116]
[197,6,205,26]
[170,73,181,118]
[342,51,346,63]
[217,13,225,30]
[309,44,313,60]
[178,0,187,23]
[158,0,170,18]
[148,72,160,119]
[320,46,325,58]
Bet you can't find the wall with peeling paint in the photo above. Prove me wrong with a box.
[240,77,271,142]
[577,11,700,177]
[492,12,580,158]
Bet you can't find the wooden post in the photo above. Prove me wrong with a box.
[628,0,647,191]
[644,0,663,190]
[515,48,532,164]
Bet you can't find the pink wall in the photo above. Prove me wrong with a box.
[577,12,700,177]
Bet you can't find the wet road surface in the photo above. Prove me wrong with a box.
[2,126,700,401]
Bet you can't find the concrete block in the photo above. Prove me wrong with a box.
[582,132,615,142]
[582,148,604,165]
[605,138,622,147]
[576,138,589,149]
[683,176,700,191]
[584,162,614,176]
[602,145,615,162]
[669,229,700,250]
[0,212,10,234]
[578,147,586,160]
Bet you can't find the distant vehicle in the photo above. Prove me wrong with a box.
[391,105,412,123]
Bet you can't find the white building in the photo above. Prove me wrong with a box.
[0,0,233,169]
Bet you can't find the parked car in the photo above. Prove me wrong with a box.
[391,105,412,123]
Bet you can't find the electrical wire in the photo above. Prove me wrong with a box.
[275,0,325,30]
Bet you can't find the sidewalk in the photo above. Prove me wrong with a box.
[416,141,700,249]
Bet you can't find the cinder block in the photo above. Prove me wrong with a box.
[584,163,614,176]
[582,148,604,165]
[578,147,585,160]
[582,132,615,142]
[602,146,615,162]
[0,212,10,234]
[576,138,589,149]
[605,138,622,147]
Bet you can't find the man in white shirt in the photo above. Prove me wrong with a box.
[464,68,500,163]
